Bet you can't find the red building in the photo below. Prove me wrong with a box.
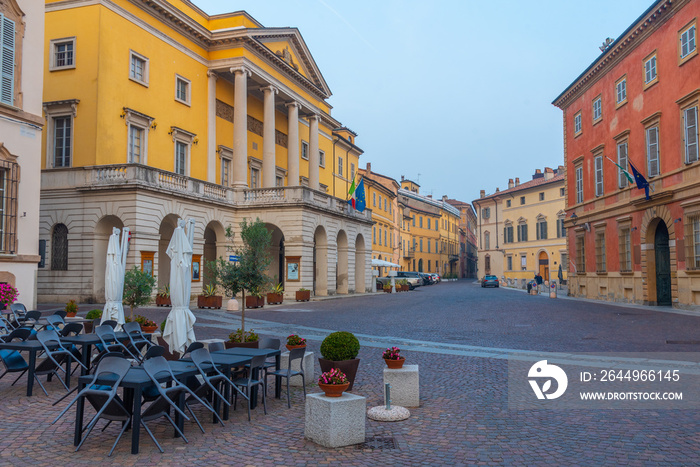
[554,0,700,307]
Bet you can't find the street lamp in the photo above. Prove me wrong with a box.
[570,212,578,226]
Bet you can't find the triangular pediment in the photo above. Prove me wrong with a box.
[248,28,331,96]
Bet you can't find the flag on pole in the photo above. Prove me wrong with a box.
[628,161,650,200]
[605,155,634,184]
[348,176,366,212]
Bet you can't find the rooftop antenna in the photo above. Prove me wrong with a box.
[417,173,421,184]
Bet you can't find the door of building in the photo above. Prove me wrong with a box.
[655,222,671,306]
[538,252,549,281]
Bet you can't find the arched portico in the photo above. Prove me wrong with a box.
[336,230,348,294]
[158,214,179,290]
[314,225,328,296]
[355,233,366,293]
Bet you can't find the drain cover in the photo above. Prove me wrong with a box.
[356,436,399,450]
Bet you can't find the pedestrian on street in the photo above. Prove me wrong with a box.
[535,273,543,293]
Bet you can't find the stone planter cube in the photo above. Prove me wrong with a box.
[199,338,225,350]
[383,364,419,407]
[280,350,314,387]
[305,393,366,448]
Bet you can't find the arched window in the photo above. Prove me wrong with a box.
[51,223,68,270]
[418,258,423,272]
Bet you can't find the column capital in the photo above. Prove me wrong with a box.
[230,66,251,78]
[260,85,278,95]
[307,114,320,122]
[207,70,218,80]
[285,101,300,110]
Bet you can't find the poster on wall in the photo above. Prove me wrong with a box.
[192,254,201,282]
[286,256,301,281]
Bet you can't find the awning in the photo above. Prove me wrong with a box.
[371,258,400,268]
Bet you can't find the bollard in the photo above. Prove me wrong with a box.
[385,383,391,410]
[550,281,557,298]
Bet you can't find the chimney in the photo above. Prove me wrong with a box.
[427,194,432,198]
[544,167,554,180]
[557,165,564,174]
[495,188,500,192]
[515,177,520,186]
[532,169,544,180]
[366,162,371,173]
[401,175,405,181]
[480,189,485,198]
[508,178,514,189]
[442,195,448,202]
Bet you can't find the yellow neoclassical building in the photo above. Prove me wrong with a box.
[473,167,568,287]
[359,163,400,273]
[39,0,373,302]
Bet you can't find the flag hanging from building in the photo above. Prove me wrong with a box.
[628,161,650,200]
[348,176,366,212]
[605,155,634,184]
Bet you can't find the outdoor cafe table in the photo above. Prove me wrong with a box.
[0,339,70,396]
[61,331,148,376]
[212,347,283,403]
[180,352,252,420]
[74,360,199,455]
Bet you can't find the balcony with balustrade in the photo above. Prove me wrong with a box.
[41,164,372,222]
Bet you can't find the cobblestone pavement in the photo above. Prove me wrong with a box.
[3,282,700,465]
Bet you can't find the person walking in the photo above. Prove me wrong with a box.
[535,272,543,293]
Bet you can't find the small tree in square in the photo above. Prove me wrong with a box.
[123,266,157,320]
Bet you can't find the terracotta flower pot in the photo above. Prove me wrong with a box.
[296,290,310,302]
[267,293,284,304]
[384,357,405,369]
[286,344,306,351]
[318,358,360,391]
[66,312,77,318]
[141,325,157,334]
[318,382,350,397]
[383,288,392,293]
[197,295,222,309]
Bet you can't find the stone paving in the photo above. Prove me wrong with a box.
[2,282,700,464]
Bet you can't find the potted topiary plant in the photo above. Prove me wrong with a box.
[319,331,361,391]
[296,287,311,302]
[382,346,405,369]
[317,368,350,397]
[225,328,259,349]
[197,284,222,309]
[84,309,102,333]
[286,334,306,351]
[267,282,284,305]
[65,299,78,318]
[155,284,171,307]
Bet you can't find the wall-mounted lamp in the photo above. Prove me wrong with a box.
[193,138,199,146]
[674,218,682,224]
[150,121,157,130]
[570,212,578,226]
[167,129,174,136]
[631,227,638,232]
[120,108,126,119]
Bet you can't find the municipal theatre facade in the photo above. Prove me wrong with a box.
[38,0,372,302]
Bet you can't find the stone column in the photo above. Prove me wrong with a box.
[207,70,218,183]
[231,66,250,188]
[308,114,320,191]
[261,85,278,188]
[286,102,300,186]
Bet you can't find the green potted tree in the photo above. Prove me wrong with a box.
[84,309,102,333]
[155,284,171,307]
[267,282,284,304]
[122,266,157,321]
[197,284,223,309]
[319,331,361,391]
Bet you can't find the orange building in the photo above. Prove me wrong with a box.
[554,0,700,307]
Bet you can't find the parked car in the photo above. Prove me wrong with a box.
[418,273,432,285]
[430,273,441,283]
[481,275,499,288]
[377,271,423,290]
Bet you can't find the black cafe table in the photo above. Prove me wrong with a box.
[0,339,70,396]
[212,347,283,403]
[61,331,146,375]
[74,360,199,455]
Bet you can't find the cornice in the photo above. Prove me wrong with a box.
[553,0,681,109]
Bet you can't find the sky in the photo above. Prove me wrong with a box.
[196,0,653,203]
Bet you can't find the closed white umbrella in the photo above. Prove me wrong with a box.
[102,227,129,327]
[163,219,196,354]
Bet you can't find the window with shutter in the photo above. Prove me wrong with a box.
[1,14,15,106]
[575,165,583,203]
[646,126,659,177]
[595,230,606,273]
[619,227,631,272]
[595,156,604,196]
[685,106,698,163]
[617,142,629,188]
